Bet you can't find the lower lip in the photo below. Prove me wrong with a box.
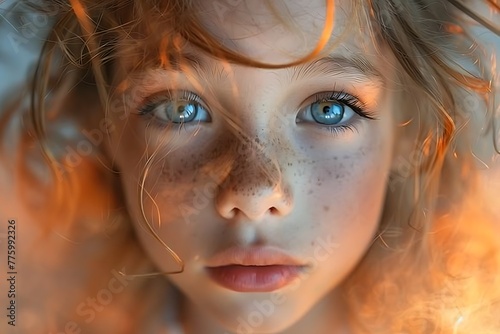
[206,265,303,292]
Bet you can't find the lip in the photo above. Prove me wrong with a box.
[205,246,307,292]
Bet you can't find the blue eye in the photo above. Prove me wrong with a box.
[311,101,347,125]
[297,91,374,129]
[139,91,211,125]
[151,101,202,123]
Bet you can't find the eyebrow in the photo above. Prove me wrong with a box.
[159,51,383,84]
[289,54,384,83]
[161,51,231,83]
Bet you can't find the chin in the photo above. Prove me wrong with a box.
[208,298,308,334]
[219,317,299,334]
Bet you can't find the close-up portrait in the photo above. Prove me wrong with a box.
[0,0,499,333]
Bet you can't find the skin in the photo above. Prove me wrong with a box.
[106,0,398,332]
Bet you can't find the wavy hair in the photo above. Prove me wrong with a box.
[1,0,499,333]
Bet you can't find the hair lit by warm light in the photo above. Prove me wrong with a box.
[0,0,499,333]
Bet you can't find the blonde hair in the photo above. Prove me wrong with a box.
[1,0,499,333]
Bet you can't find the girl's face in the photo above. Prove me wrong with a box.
[108,0,397,332]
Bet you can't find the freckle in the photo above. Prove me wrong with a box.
[308,189,313,194]
[309,145,314,149]
[327,170,332,176]
[310,241,315,246]
[323,205,330,212]
[333,156,338,160]
[335,174,340,179]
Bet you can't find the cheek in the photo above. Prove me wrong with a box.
[123,152,214,225]
[290,143,391,292]
[299,141,391,246]
[115,128,238,239]
[113,132,230,269]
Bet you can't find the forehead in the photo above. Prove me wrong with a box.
[191,0,370,62]
[114,0,393,87]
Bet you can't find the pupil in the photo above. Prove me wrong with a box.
[311,101,345,125]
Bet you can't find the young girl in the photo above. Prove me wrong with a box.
[1,0,500,333]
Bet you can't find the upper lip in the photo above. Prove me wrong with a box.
[205,246,306,267]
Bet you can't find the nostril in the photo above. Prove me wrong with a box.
[227,208,238,219]
[226,206,280,222]
[214,180,294,221]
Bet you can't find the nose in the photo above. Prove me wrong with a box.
[214,142,293,221]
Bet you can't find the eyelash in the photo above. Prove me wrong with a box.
[302,90,377,136]
[136,90,377,135]
[137,91,208,128]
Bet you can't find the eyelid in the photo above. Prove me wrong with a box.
[294,90,379,138]
[137,90,207,113]
[298,91,377,120]
[136,90,212,126]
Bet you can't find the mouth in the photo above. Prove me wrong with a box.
[205,246,307,292]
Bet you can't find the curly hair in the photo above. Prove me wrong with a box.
[1,0,499,333]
